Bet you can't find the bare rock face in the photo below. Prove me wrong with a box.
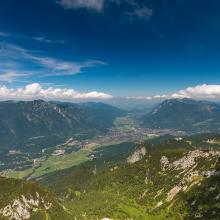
[0,192,52,220]
[159,150,220,202]
[127,147,146,164]
[160,156,169,171]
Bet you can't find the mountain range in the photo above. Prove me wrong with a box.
[0,100,125,150]
[141,98,220,134]
[1,98,220,152]
[0,98,220,219]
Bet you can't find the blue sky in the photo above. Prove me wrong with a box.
[0,0,220,101]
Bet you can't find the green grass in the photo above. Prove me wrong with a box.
[36,143,115,177]
[34,149,89,177]
[4,136,220,219]
[0,177,73,220]
[40,137,220,219]
[7,141,133,179]
[6,148,92,179]
[7,167,34,179]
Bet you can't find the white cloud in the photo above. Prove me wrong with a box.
[0,43,106,78]
[0,31,65,44]
[58,0,153,21]
[126,6,153,21]
[32,36,65,44]
[31,56,106,76]
[59,0,104,11]
[0,72,29,82]
[171,84,220,99]
[0,32,8,37]
[134,7,153,19]
[0,83,113,100]
[127,84,220,101]
[111,0,153,21]
[127,94,166,100]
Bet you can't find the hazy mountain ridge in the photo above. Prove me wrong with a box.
[141,98,220,133]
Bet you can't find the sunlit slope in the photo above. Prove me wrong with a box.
[142,99,220,134]
[0,177,73,220]
[40,137,220,219]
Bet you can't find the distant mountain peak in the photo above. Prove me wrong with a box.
[162,98,196,105]
[142,98,220,133]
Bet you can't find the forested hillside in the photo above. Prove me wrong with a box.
[142,99,220,134]
[38,135,220,219]
[0,100,125,150]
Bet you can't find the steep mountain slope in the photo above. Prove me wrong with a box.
[78,102,126,131]
[39,142,137,190]
[40,136,220,219]
[0,177,72,220]
[0,100,125,150]
[141,98,220,134]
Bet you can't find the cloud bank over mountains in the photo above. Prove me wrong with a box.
[171,84,220,99]
[0,83,113,101]
[128,84,220,101]
[0,84,220,102]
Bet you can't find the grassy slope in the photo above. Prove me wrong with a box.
[7,141,136,179]
[0,177,73,220]
[40,137,220,220]
[2,136,220,219]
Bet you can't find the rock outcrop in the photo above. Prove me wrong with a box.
[0,192,52,220]
[127,147,146,164]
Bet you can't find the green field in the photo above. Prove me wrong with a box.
[7,167,33,179]
[7,148,94,179]
[7,140,129,179]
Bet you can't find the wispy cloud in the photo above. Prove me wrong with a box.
[0,71,29,83]
[0,43,106,81]
[0,30,65,45]
[58,0,104,11]
[32,36,65,44]
[114,0,154,22]
[0,32,8,37]
[127,94,166,100]
[29,56,106,76]
[58,0,153,21]
[126,6,153,21]
[0,83,113,100]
